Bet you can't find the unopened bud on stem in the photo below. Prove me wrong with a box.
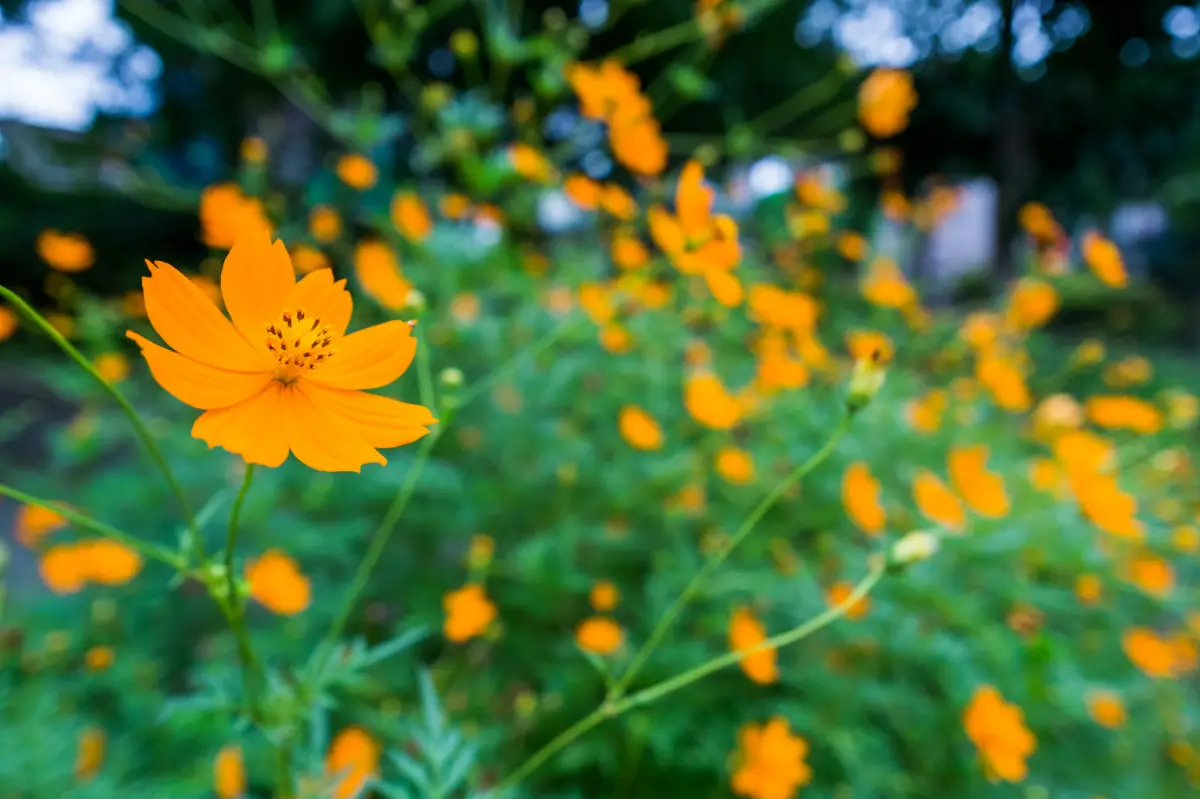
[889,531,939,568]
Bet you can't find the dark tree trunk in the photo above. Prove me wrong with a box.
[991,0,1034,287]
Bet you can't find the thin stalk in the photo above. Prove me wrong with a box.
[457,316,581,408]
[0,285,203,561]
[0,483,182,570]
[496,562,885,792]
[613,413,852,695]
[222,464,263,716]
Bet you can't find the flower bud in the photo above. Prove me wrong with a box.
[890,531,939,567]
[846,355,886,414]
[439,367,464,388]
[404,289,426,313]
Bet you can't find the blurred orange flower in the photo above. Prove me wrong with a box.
[0,306,16,341]
[291,244,330,275]
[715,446,755,484]
[1082,231,1127,288]
[842,462,885,536]
[508,142,556,183]
[564,174,602,208]
[749,285,818,331]
[1123,628,1179,678]
[326,726,380,799]
[443,583,496,642]
[685,372,742,430]
[1085,395,1163,435]
[75,727,106,783]
[391,191,433,242]
[214,745,246,799]
[127,230,435,472]
[962,686,1036,783]
[1125,553,1173,598]
[826,581,870,619]
[1005,278,1059,330]
[308,205,342,243]
[948,444,1009,518]
[336,153,377,190]
[246,549,311,615]
[354,239,414,310]
[37,230,94,272]
[576,616,623,655]
[730,717,812,799]
[861,257,916,309]
[976,352,1031,412]
[200,184,272,249]
[618,405,664,451]
[858,68,917,138]
[15,502,68,547]
[906,388,948,433]
[589,580,619,611]
[913,470,966,532]
[729,607,777,684]
[1075,574,1102,605]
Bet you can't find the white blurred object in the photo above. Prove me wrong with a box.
[0,0,159,131]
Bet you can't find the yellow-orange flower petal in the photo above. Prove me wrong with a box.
[191,383,293,466]
[127,331,272,410]
[220,230,296,351]
[307,319,417,391]
[140,259,265,372]
[287,385,387,472]
[913,470,966,532]
[326,727,380,799]
[299,382,435,448]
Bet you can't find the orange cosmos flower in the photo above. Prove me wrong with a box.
[1124,553,1173,599]
[214,745,246,799]
[845,329,894,364]
[75,727,106,783]
[860,257,916,309]
[1075,574,1102,605]
[755,331,810,393]
[354,239,414,311]
[748,285,818,331]
[1018,202,1063,247]
[976,352,1031,412]
[589,580,619,611]
[906,388,948,433]
[948,445,1009,518]
[576,616,623,655]
[0,305,16,341]
[308,205,342,243]
[566,59,645,121]
[715,446,755,484]
[200,183,272,249]
[842,462,885,536]
[730,717,812,799]
[612,230,651,270]
[246,549,311,615]
[15,502,68,547]
[85,646,115,672]
[1081,231,1127,288]
[913,470,966,532]
[126,231,435,472]
[1005,278,1059,330]
[599,183,637,220]
[391,191,433,242]
[291,244,330,275]
[1085,395,1163,435]
[336,153,377,190]
[37,230,95,272]
[326,727,380,799]
[85,539,143,585]
[836,231,868,261]
[443,583,496,642]
[609,112,668,177]
[729,607,777,684]
[858,68,917,138]
[564,174,602,208]
[648,160,743,306]
[1123,628,1179,678]
[685,372,742,430]
[962,686,1036,783]
[618,405,664,451]
[508,142,556,183]
[1073,473,1143,540]
[826,580,870,620]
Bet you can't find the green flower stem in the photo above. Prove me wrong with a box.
[612,413,853,696]
[748,64,846,137]
[220,463,265,717]
[0,285,203,562]
[497,560,886,792]
[323,427,442,654]
[0,483,182,570]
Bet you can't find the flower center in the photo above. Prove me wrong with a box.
[264,308,335,382]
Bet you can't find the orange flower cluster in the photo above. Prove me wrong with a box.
[40,539,143,594]
[962,686,1036,783]
[649,160,743,306]
[730,717,812,799]
[576,582,623,655]
[567,60,667,177]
